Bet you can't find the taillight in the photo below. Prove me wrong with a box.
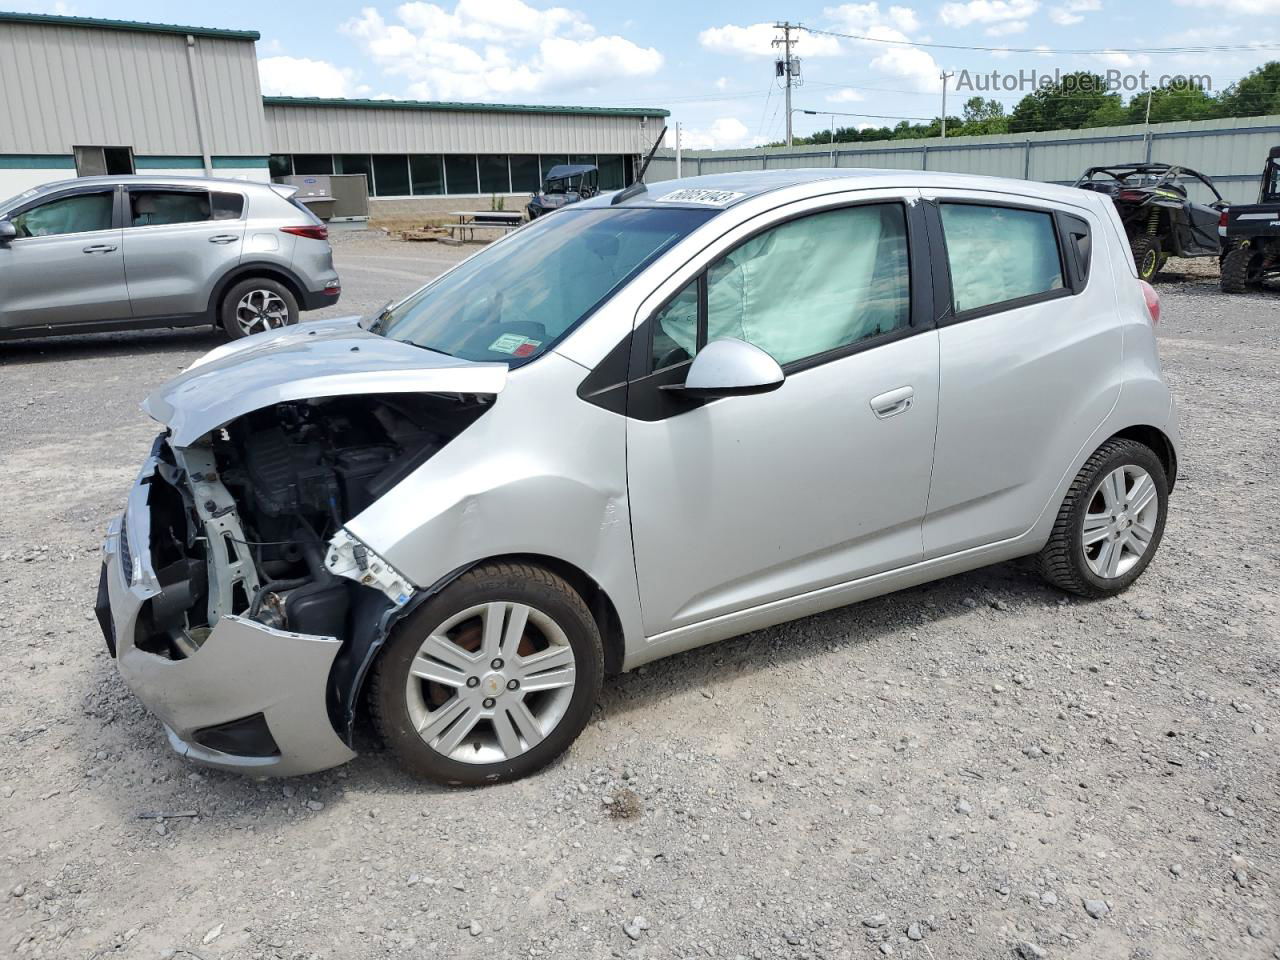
[1117,190,1146,202]
[280,225,328,240]
[1138,279,1160,326]
[1218,210,1229,228]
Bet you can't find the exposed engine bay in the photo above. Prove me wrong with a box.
[140,392,490,659]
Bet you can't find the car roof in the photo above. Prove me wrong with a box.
[18,174,277,194]
[545,164,597,180]
[587,167,1102,212]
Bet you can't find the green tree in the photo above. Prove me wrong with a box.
[1084,98,1129,128]
[1009,72,1122,132]
[1128,82,1218,124]
[1216,62,1280,117]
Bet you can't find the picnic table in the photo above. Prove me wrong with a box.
[445,210,524,241]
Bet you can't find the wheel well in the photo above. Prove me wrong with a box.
[1110,425,1177,489]
[210,265,305,318]
[492,553,626,674]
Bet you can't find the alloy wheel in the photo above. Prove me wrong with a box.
[1081,465,1160,579]
[234,289,290,336]
[404,601,577,764]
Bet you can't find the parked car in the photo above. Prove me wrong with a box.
[0,175,340,341]
[526,163,599,219]
[1219,146,1280,292]
[1074,162,1225,280]
[96,169,1179,785]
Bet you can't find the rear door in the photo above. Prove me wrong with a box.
[121,186,247,319]
[0,185,129,331]
[919,191,1122,558]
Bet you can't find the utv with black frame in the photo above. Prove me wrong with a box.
[1075,162,1225,281]
[1219,146,1280,293]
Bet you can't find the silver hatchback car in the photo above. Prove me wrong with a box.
[0,175,340,340]
[97,169,1178,785]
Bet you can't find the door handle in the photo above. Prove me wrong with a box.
[869,386,914,419]
[82,243,117,254]
[208,235,239,244]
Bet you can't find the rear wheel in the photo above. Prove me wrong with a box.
[219,277,299,339]
[1037,438,1168,598]
[1130,236,1162,282]
[370,562,604,786]
[1221,242,1266,293]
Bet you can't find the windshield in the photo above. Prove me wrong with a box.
[374,206,714,364]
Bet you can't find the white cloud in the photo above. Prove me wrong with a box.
[1048,0,1101,25]
[258,56,357,97]
[1172,0,1265,12]
[826,87,867,102]
[715,76,730,90]
[825,3,922,33]
[939,0,1039,26]
[985,19,1029,34]
[680,117,759,150]
[698,22,842,57]
[1092,49,1151,67]
[344,2,662,101]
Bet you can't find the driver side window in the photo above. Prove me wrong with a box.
[10,191,114,238]
[650,202,911,371]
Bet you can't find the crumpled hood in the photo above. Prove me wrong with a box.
[144,317,508,446]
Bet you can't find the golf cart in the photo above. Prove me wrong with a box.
[1218,146,1280,293]
[1075,162,1226,280]
[526,163,599,219]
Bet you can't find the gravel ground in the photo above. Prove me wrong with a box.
[0,238,1276,960]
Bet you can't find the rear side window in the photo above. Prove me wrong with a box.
[651,202,912,370]
[1057,212,1091,286]
[939,203,1064,313]
[212,192,245,220]
[130,190,211,227]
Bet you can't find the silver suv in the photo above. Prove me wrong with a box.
[98,169,1178,785]
[0,175,340,340]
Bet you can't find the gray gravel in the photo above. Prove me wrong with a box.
[0,243,1277,959]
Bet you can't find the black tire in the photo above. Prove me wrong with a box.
[218,277,299,339]
[1220,242,1264,294]
[1130,236,1162,282]
[1037,438,1169,599]
[370,562,604,786]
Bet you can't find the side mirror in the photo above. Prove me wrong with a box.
[666,337,784,400]
[0,220,15,246]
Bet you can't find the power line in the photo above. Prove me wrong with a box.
[804,24,1280,56]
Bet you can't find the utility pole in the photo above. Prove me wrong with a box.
[1142,88,1154,162]
[675,121,682,179]
[774,21,799,146]
[940,71,955,139]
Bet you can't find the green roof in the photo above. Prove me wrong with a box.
[264,96,670,120]
[0,11,259,41]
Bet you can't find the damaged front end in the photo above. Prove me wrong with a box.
[99,372,498,775]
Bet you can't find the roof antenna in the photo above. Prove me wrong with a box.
[612,125,668,205]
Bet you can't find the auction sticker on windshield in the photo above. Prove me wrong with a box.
[489,333,543,357]
[656,188,745,206]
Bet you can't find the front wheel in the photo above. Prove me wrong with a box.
[1037,438,1169,598]
[370,562,604,786]
[219,277,299,339]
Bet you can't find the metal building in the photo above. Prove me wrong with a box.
[0,12,669,215]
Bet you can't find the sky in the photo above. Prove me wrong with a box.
[8,0,1280,149]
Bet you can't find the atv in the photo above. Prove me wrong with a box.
[526,163,599,220]
[1218,146,1280,293]
[1075,162,1226,281]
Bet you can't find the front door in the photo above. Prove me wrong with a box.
[0,186,129,332]
[121,186,247,318]
[627,194,940,636]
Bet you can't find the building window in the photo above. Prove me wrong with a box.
[409,155,444,195]
[540,155,568,182]
[444,155,479,195]
[268,155,293,179]
[372,155,411,197]
[477,155,510,193]
[509,155,540,192]
[336,155,374,195]
[571,154,597,167]
[293,154,334,176]
[74,145,134,177]
[598,155,625,191]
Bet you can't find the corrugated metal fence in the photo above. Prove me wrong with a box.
[649,114,1280,205]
